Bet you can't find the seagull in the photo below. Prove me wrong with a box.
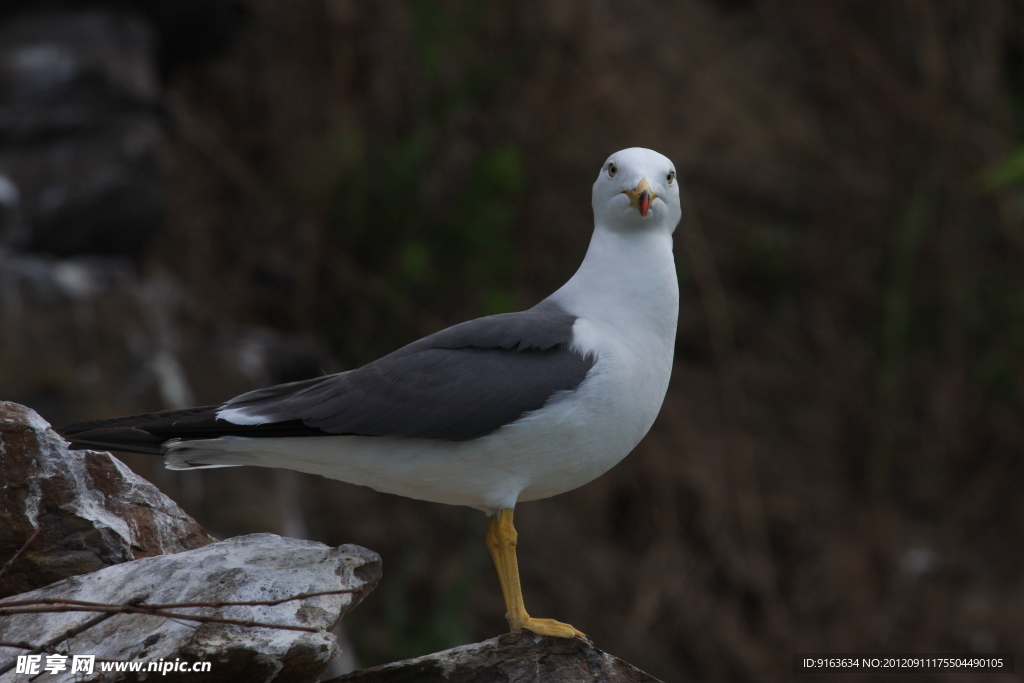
[59,147,681,640]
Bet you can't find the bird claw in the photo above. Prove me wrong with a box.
[512,616,590,643]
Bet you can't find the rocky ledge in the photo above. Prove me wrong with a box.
[327,631,664,683]
[0,534,380,683]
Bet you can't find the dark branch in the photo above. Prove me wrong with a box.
[0,594,149,676]
[0,588,359,612]
[0,604,326,633]
[0,527,42,586]
[0,586,361,674]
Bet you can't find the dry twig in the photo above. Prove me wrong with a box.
[0,588,363,644]
[0,588,359,612]
[0,605,323,633]
[0,527,42,586]
[0,594,149,676]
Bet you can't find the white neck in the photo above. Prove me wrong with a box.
[548,223,679,345]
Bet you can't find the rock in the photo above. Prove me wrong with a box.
[0,11,161,140]
[326,632,664,683]
[0,250,200,421]
[0,534,381,683]
[0,10,166,256]
[0,251,330,433]
[0,401,214,598]
[0,2,249,257]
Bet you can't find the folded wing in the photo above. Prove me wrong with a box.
[59,304,595,454]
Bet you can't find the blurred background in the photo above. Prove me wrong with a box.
[1,0,1023,680]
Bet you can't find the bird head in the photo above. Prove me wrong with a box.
[591,148,681,234]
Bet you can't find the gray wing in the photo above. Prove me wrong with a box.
[220,302,595,442]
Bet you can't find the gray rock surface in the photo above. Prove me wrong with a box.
[0,255,330,435]
[326,632,664,683]
[0,10,166,256]
[0,533,381,683]
[0,401,214,598]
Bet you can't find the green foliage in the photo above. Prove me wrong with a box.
[864,153,1024,499]
[314,136,523,310]
[294,0,529,365]
[966,277,1024,405]
[872,164,941,497]
[981,147,1024,192]
[981,147,1024,223]
[408,0,530,119]
[973,150,1024,404]
[436,145,523,316]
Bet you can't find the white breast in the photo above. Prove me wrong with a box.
[510,224,679,501]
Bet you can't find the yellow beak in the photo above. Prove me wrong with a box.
[624,178,656,218]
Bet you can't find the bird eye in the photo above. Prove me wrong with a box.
[667,170,676,184]
[607,162,617,178]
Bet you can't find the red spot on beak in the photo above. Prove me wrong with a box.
[639,190,650,218]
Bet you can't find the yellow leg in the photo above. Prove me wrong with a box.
[485,508,589,641]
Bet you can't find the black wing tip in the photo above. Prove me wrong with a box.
[59,405,335,451]
[59,427,167,455]
[56,421,88,438]
[59,405,222,433]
